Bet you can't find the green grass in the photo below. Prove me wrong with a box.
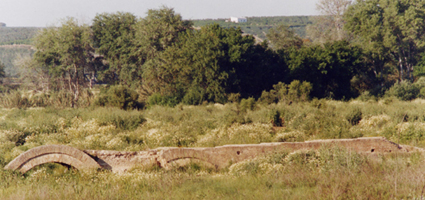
[1,150,425,199]
[3,99,425,199]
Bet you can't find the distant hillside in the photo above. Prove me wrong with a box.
[191,16,315,40]
[0,26,38,77]
[0,16,314,45]
[0,45,34,77]
[0,27,40,45]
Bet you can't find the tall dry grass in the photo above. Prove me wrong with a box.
[1,148,425,199]
[2,99,425,198]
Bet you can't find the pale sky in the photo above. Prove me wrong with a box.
[0,0,319,27]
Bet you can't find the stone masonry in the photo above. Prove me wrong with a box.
[4,137,422,173]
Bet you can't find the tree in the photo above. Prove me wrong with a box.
[91,8,193,91]
[234,41,287,98]
[142,24,262,103]
[345,0,425,82]
[285,41,366,99]
[266,25,303,50]
[33,18,94,107]
[0,61,5,78]
[307,0,352,44]
[92,12,138,84]
[134,7,192,92]
[135,7,192,58]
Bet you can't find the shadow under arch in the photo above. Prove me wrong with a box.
[4,145,100,174]
[165,156,219,170]
[159,148,221,169]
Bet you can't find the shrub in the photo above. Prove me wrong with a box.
[182,87,205,105]
[49,90,77,108]
[284,149,319,166]
[310,98,326,109]
[357,91,377,102]
[345,107,362,125]
[274,130,305,142]
[146,93,180,107]
[0,91,31,108]
[287,80,312,102]
[317,146,366,173]
[239,97,256,112]
[228,150,290,176]
[227,93,241,103]
[30,93,50,107]
[385,81,420,101]
[220,108,252,126]
[420,87,425,98]
[258,90,277,104]
[95,85,143,110]
[258,80,312,104]
[268,109,283,127]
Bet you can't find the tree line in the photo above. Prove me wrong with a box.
[192,16,313,39]
[4,1,425,108]
[0,27,40,45]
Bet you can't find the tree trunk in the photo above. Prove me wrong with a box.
[399,58,403,81]
[73,64,79,108]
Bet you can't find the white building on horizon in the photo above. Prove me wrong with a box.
[230,17,247,23]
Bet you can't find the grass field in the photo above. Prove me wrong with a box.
[2,99,425,199]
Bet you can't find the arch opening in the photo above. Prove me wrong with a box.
[19,154,86,174]
[28,162,78,174]
[166,157,218,169]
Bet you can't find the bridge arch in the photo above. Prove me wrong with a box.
[4,145,100,173]
[166,156,218,169]
[158,148,220,169]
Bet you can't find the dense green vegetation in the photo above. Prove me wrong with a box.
[2,100,425,199]
[0,6,393,108]
[0,3,424,107]
[3,1,425,198]
[0,16,311,79]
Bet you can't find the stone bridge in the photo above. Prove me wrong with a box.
[4,137,421,173]
[4,145,100,173]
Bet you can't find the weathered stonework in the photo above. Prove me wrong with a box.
[4,145,100,173]
[4,137,422,173]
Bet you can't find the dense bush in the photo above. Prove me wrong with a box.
[182,87,205,105]
[345,106,362,125]
[385,81,420,101]
[384,78,425,101]
[146,93,181,107]
[268,109,283,127]
[239,97,256,112]
[94,85,143,110]
[259,80,312,104]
